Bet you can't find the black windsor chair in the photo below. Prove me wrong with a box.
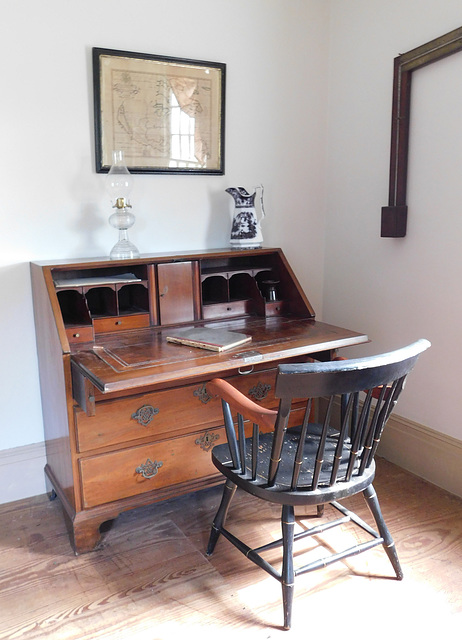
[205,339,430,630]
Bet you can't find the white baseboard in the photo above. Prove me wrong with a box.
[0,442,47,505]
[320,397,461,499]
[377,414,462,498]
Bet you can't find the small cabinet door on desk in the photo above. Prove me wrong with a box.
[157,261,198,325]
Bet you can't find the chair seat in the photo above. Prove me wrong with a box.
[211,423,376,506]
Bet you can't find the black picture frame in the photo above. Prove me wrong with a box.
[93,47,226,175]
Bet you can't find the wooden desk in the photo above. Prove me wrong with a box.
[31,248,367,553]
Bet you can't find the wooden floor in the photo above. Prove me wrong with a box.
[1,458,461,640]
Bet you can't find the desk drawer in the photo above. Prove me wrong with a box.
[202,300,252,320]
[265,301,288,317]
[75,368,279,452]
[66,325,94,344]
[93,313,150,334]
[80,428,226,508]
[79,406,308,509]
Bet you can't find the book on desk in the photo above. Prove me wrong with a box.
[166,327,252,352]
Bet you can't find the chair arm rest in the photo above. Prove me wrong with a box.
[207,378,278,431]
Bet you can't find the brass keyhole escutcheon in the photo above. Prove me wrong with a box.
[195,430,220,452]
[193,383,213,404]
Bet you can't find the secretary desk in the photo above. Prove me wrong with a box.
[31,247,367,553]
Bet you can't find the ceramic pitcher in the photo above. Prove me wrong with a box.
[226,185,265,248]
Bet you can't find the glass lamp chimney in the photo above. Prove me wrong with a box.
[106,150,139,260]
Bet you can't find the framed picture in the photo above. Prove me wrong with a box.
[93,47,226,174]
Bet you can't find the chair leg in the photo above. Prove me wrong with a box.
[206,479,237,556]
[363,484,403,580]
[281,504,295,630]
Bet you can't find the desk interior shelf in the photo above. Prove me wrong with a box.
[55,269,151,341]
[51,249,314,345]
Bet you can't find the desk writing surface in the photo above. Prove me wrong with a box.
[71,317,368,394]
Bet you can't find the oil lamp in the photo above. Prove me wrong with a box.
[106,150,139,259]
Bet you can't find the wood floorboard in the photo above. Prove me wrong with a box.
[0,458,461,639]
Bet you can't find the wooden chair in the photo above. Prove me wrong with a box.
[206,339,430,630]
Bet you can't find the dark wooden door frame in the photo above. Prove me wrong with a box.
[381,26,462,237]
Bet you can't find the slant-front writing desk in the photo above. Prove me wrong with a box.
[31,248,367,553]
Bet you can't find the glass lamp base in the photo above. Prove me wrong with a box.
[110,237,140,260]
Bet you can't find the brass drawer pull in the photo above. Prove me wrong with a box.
[248,381,271,401]
[135,458,163,479]
[195,430,220,451]
[131,404,160,426]
[238,365,254,375]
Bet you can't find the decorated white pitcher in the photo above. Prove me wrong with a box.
[226,185,265,248]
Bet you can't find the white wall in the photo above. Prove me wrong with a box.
[324,0,462,439]
[1,2,329,460]
[3,0,462,503]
